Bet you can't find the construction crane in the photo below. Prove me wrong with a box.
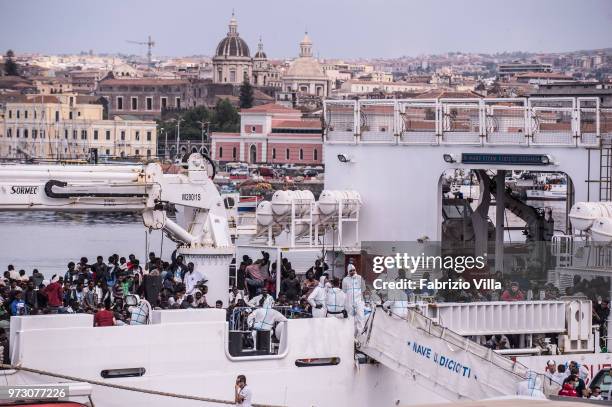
[126,35,155,67]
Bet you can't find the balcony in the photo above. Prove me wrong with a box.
[324,97,610,147]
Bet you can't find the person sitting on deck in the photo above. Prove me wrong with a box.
[93,302,115,327]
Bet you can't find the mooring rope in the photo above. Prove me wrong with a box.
[0,364,286,407]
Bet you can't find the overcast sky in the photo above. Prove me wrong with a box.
[1,0,611,59]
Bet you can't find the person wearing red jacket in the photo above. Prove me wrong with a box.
[42,275,63,312]
[558,375,579,397]
[500,282,525,301]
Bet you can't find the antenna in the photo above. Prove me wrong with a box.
[126,35,156,67]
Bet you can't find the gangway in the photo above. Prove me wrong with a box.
[358,307,539,401]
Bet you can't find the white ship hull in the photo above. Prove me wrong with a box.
[3,312,447,407]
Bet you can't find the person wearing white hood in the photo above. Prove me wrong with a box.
[308,276,327,318]
[382,281,410,318]
[247,306,288,348]
[342,259,366,336]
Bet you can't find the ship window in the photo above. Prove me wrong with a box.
[101,368,146,379]
[295,358,340,367]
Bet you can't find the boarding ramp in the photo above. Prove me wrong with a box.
[358,307,539,401]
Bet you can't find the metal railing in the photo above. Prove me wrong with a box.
[229,305,311,331]
[324,97,607,147]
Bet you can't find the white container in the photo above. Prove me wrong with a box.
[569,202,612,231]
[591,217,612,242]
[271,190,315,216]
[318,190,362,217]
[256,201,274,226]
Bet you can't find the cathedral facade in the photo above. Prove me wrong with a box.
[212,13,274,87]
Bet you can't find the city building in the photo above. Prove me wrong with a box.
[211,103,322,165]
[337,80,435,95]
[497,62,553,77]
[252,38,270,87]
[69,69,107,94]
[212,13,253,85]
[281,33,330,97]
[97,76,190,120]
[0,93,157,160]
[531,81,612,107]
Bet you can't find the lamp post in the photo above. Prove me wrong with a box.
[158,126,165,159]
[168,117,184,160]
[176,117,183,159]
[198,120,210,154]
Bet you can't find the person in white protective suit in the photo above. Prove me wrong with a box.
[308,276,327,318]
[382,282,410,318]
[247,306,288,347]
[342,259,366,336]
[325,278,346,318]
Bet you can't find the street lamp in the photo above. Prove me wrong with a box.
[197,120,210,154]
[168,117,184,160]
[159,126,167,160]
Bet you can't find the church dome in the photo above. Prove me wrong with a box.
[214,13,250,58]
[254,37,267,59]
[285,32,325,79]
[285,58,325,78]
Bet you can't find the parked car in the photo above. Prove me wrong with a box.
[257,167,275,177]
[304,169,318,177]
[589,368,612,400]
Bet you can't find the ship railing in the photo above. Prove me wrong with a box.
[398,100,439,145]
[483,98,529,146]
[364,306,547,396]
[323,100,358,144]
[408,306,531,377]
[228,305,310,331]
[553,238,612,271]
[324,97,607,147]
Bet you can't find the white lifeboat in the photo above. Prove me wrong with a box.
[271,190,315,217]
[591,217,612,242]
[318,190,362,217]
[256,201,274,226]
[569,202,612,231]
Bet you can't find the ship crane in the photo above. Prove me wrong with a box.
[126,35,155,67]
[0,154,233,304]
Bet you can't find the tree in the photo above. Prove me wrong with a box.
[4,49,19,76]
[213,99,240,132]
[239,79,254,109]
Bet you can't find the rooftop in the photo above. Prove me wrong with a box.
[99,78,189,86]
[241,103,300,114]
[272,119,321,129]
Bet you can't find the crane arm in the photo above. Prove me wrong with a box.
[0,154,231,248]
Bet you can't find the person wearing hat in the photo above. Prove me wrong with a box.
[501,281,525,301]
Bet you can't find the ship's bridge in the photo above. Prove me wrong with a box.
[322,97,612,243]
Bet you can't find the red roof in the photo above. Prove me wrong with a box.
[26,95,61,103]
[271,119,321,129]
[241,103,300,114]
[415,90,484,99]
[99,78,188,86]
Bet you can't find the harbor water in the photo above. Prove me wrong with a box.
[0,212,177,279]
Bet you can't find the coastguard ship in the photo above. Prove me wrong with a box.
[1,96,612,406]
